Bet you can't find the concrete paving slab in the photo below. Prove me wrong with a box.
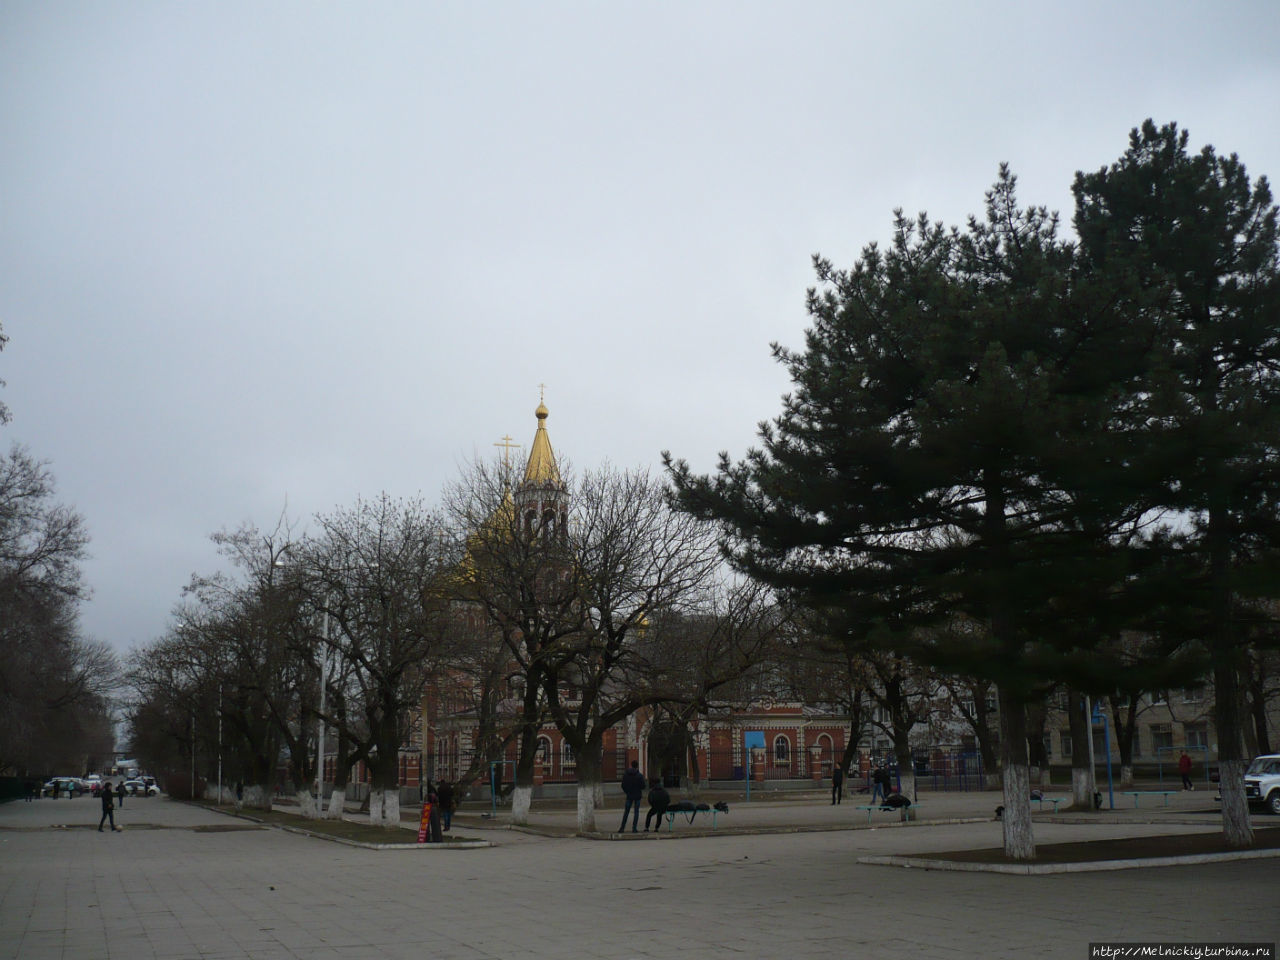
[2,791,1277,959]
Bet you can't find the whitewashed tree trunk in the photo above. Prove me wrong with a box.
[576,783,597,833]
[897,769,916,801]
[369,788,384,826]
[1071,766,1093,810]
[381,789,400,828]
[1218,759,1254,848]
[245,783,270,812]
[1002,762,1035,860]
[296,788,318,819]
[998,692,1035,860]
[511,784,532,825]
[326,786,346,819]
[1119,763,1134,788]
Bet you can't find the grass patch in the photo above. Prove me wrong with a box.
[198,802,472,845]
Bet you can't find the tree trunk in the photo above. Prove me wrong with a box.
[326,732,350,819]
[1119,763,1134,789]
[998,689,1035,860]
[1067,690,1094,811]
[327,785,346,819]
[244,782,271,812]
[1026,701,1047,786]
[511,785,532,824]
[295,787,318,818]
[1214,659,1254,847]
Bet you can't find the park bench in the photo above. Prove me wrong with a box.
[1122,790,1178,808]
[1031,795,1065,813]
[662,800,729,831]
[854,799,914,824]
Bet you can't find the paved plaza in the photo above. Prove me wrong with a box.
[2,791,1277,959]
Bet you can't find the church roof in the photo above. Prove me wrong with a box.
[523,401,561,485]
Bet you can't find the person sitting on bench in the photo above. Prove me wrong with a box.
[645,778,670,833]
[881,792,911,809]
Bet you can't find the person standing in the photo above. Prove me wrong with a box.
[116,780,126,808]
[99,783,120,832]
[619,761,646,833]
[644,778,671,832]
[831,765,844,805]
[436,780,455,831]
[234,781,243,813]
[1178,751,1194,790]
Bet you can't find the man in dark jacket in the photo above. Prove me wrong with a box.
[436,780,455,831]
[99,782,120,832]
[871,764,891,804]
[831,765,844,805]
[644,778,671,832]
[619,761,646,833]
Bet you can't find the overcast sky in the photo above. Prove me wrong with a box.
[2,1,1278,657]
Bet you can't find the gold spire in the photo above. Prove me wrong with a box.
[523,396,560,485]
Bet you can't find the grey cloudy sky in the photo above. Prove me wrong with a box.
[2,1,1278,656]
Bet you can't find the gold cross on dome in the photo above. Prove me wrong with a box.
[538,383,546,403]
[494,434,521,470]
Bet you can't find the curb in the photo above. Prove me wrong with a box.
[857,847,1280,874]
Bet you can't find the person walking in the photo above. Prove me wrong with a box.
[644,777,671,832]
[1178,751,1194,790]
[619,760,646,833]
[99,782,120,832]
[234,781,243,813]
[831,765,844,805]
[116,780,126,808]
[871,764,890,804]
[436,780,455,831]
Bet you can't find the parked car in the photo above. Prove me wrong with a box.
[1243,754,1280,814]
[121,778,160,797]
[42,777,84,797]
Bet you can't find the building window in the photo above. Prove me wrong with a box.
[773,735,790,764]
[1183,723,1208,750]
[1181,686,1205,704]
[1060,731,1072,757]
[1042,733,1053,760]
[561,740,575,769]
[537,736,553,775]
[1151,724,1173,755]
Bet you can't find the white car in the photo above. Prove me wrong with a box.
[121,778,161,797]
[1243,754,1280,814]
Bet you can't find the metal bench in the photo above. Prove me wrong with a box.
[662,801,728,831]
[854,802,914,824]
[1031,796,1065,812]
[1122,790,1178,808]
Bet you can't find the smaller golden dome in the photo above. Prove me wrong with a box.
[536,402,549,420]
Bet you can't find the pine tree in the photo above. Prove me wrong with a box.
[668,170,1147,859]
[1073,120,1280,847]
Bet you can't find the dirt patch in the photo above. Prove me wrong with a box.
[191,824,266,833]
[911,826,1280,864]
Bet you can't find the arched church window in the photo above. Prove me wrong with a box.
[774,735,790,764]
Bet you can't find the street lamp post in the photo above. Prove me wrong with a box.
[217,684,223,806]
[315,607,329,813]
